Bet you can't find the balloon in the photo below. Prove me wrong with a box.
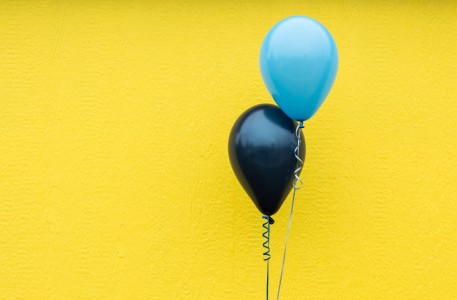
[228,104,305,216]
[260,16,338,121]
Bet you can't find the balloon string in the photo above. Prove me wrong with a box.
[262,215,271,261]
[293,122,304,190]
[276,122,304,300]
[262,215,273,300]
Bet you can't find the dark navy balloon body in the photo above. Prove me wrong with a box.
[228,104,305,216]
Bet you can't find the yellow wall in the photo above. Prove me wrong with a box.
[1,1,457,299]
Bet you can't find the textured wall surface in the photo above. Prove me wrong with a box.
[1,1,457,299]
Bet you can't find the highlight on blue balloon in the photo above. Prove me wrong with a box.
[259,16,338,121]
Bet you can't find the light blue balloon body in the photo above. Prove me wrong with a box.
[260,16,338,121]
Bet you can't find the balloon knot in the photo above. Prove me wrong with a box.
[263,215,275,224]
[298,121,304,129]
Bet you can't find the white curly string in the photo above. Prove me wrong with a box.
[293,122,304,190]
[276,121,304,300]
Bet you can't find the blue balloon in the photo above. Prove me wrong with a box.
[260,16,338,121]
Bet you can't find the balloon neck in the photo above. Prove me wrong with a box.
[298,121,304,129]
[263,215,275,224]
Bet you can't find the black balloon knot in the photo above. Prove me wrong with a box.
[263,215,275,224]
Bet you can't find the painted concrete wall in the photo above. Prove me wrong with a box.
[1,1,457,299]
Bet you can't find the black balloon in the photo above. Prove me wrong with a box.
[228,104,305,216]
